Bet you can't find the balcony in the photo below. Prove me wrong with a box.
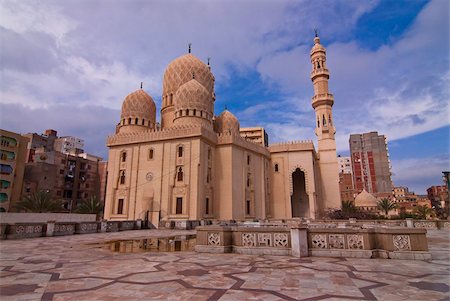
[310,68,329,79]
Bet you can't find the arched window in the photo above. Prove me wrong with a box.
[328,115,332,125]
[142,119,145,125]
[121,152,127,162]
[119,170,126,184]
[149,148,154,160]
[135,117,138,124]
[274,164,279,172]
[128,118,131,124]
[178,146,183,157]
[193,109,196,116]
[317,118,320,128]
[247,155,251,165]
[200,111,203,117]
[322,114,326,126]
[186,109,189,116]
[177,167,183,181]
[170,93,173,105]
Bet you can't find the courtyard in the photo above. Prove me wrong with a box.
[0,229,449,301]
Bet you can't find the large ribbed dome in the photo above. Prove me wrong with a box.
[215,110,240,134]
[354,189,378,207]
[120,89,156,125]
[174,79,211,113]
[163,54,214,96]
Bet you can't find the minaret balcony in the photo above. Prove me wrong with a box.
[312,93,334,107]
[310,68,329,80]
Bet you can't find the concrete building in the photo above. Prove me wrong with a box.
[21,130,103,211]
[349,131,392,194]
[0,129,29,212]
[339,173,355,203]
[54,136,85,154]
[337,155,352,174]
[240,127,269,147]
[427,185,448,209]
[392,186,417,203]
[104,34,341,224]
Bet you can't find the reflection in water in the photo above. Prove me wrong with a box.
[107,235,196,253]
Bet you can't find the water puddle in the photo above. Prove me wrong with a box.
[103,235,196,253]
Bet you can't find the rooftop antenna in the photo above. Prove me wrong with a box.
[188,43,191,53]
[140,82,143,89]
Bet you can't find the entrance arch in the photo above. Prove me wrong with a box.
[291,168,309,217]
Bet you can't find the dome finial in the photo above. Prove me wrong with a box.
[314,28,318,37]
[224,104,228,110]
[188,43,191,53]
[207,57,210,66]
[140,82,143,89]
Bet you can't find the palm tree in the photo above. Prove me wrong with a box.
[15,190,63,213]
[413,205,434,220]
[377,198,398,216]
[75,196,104,220]
[341,200,356,213]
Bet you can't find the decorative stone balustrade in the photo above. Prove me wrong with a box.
[75,222,100,234]
[6,223,45,239]
[106,221,120,232]
[52,222,76,236]
[119,220,135,231]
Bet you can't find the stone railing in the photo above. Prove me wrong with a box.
[308,227,430,260]
[196,224,432,260]
[195,225,295,256]
[6,223,45,239]
[0,219,145,240]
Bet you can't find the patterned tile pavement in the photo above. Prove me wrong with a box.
[0,229,449,301]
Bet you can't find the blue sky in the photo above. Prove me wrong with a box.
[0,0,448,194]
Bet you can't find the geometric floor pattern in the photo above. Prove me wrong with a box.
[0,229,449,301]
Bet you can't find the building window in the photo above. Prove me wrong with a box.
[176,197,183,214]
[246,200,251,215]
[177,167,183,181]
[247,175,250,187]
[247,155,250,165]
[121,152,126,162]
[193,109,196,116]
[142,119,145,125]
[120,170,126,184]
[207,167,211,183]
[186,109,189,116]
[149,148,154,160]
[178,146,183,157]
[274,164,279,172]
[117,198,124,214]
[128,118,131,124]
[205,198,209,215]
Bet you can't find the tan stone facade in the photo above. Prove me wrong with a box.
[104,35,341,224]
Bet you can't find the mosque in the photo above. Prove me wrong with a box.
[103,34,341,225]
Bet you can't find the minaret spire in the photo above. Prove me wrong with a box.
[188,43,191,53]
[140,82,143,89]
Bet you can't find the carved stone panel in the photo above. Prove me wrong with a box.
[274,233,289,247]
[258,233,272,247]
[393,235,411,251]
[347,234,364,249]
[311,234,327,249]
[242,233,256,247]
[328,234,344,249]
[207,232,220,246]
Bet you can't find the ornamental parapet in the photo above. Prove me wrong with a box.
[217,132,270,157]
[310,68,329,79]
[269,140,315,153]
[107,124,217,146]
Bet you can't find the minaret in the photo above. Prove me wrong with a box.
[310,32,341,212]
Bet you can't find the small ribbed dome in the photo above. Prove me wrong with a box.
[354,189,378,207]
[311,37,326,55]
[175,79,211,112]
[120,89,156,122]
[215,110,240,134]
[163,54,214,96]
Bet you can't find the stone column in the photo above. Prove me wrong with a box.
[290,226,309,257]
[405,218,414,228]
[100,220,108,233]
[46,221,56,237]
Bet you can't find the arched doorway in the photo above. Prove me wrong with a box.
[291,168,309,217]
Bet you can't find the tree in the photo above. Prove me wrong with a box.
[341,200,356,213]
[377,198,398,216]
[413,205,434,220]
[15,190,63,213]
[75,196,104,220]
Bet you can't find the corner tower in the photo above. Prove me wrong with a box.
[310,32,341,212]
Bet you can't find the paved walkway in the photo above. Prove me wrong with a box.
[0,229,449,301]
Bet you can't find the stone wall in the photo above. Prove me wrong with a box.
[0,213,96,223]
